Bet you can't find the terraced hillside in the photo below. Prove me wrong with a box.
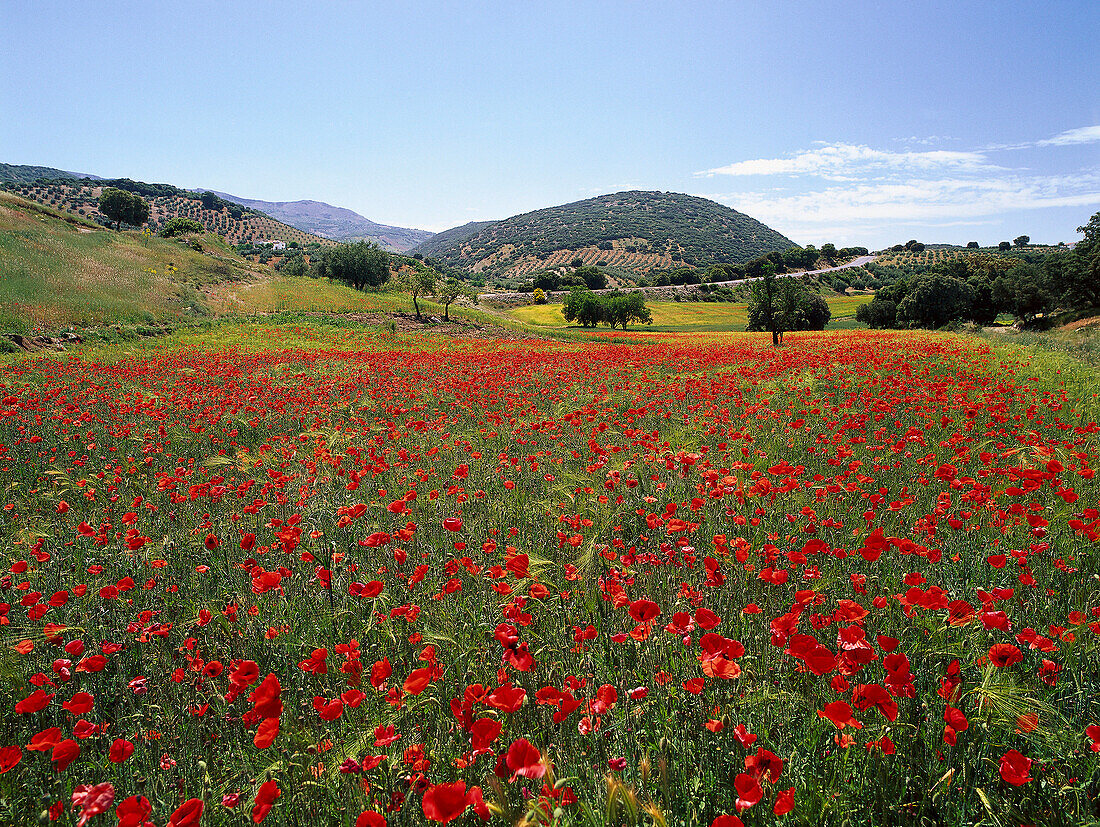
[2,178,335,249]
[411,191,795,278]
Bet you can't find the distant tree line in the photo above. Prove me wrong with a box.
[563,289,653,328]
[533,266,608,291]
[857,212,1099,328]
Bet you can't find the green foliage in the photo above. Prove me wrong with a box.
[409,265,438,319]
[573,266,607,290]
[98,187,150,231]
[315,240,390,291]
[746,270,830,344]
[411,191,795,274]
[437,278,474,321]
[1014,235,1030,247]
[862,212,1100,328]
[896,273,974,328]
[562,288,652,328]
[992,263,1053,323]
[159,217,205,238]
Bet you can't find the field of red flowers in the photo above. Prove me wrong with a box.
[0,327,1098,826]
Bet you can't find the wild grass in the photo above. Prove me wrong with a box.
[0,193,259,332]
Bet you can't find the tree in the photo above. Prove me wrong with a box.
[605,292,652,328]
[747,267,780,345]
[820,243,837,261]
[98,187,149,231]
[410,266,437,320]
[437,279,473,322]
[532,287,547,304]
[1013,235,1030,248]
[856,298,899,328]
[574,266,607,290]
[992,263,1052,324]
[317,241,390,290]
[1044,212,1100,310]
[967,241,979,249]
[562,288,605,327]
[801,293,832,330]
[746,269,827,344]
[896,274,974,328]
[998,241,1012,251]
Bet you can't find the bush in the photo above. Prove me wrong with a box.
[160,217,204,238]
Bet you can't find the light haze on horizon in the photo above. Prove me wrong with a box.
[2,0,1098,248]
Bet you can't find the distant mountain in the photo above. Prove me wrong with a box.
[411,191,795,278]
[213,193,433,252]
[0,163,101,184]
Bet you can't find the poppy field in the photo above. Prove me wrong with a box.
[1,326,1098,826]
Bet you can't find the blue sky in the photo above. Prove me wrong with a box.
[2,0,1098,248]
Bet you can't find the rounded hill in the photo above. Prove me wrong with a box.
[411,191,795,277]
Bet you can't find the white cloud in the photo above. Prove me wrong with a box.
[696,142,996,178]
[704,174,1100,235]
[1038,125,1100,146]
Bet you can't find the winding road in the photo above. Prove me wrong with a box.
[478,255,877,302]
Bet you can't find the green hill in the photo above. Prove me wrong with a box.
[411,191,795,280]
[0,163,100,185]
[0,191,263,333]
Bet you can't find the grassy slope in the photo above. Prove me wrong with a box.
[0,192,261,331]
[509,294,871,332]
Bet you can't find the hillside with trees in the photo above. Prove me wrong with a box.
[410,191,795,280]
[855,212,1100,329]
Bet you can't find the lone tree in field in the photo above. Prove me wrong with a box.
[437,279,475,322]
[316,241,390,290]
[98,187,150,231]
[1013,235,1030,248]
[747,269,830,344]
[410,265,438,320]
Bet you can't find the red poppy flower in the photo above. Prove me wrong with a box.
[988,643,1023,668]
[252,780,280,823]
[249,674,283,718]
[443,517,463,532]
[51,738,80,771]
[116,795,152,827]
[356,811,387,827]
[999,749,1032,786]
[109,738,135,763]
[71,782,114,827]
[734,773,762,811]
[773,787,795,815]
[62,692,94,715]
[506,737,546,779]
[27,727,62,752]
[15,688,54,714]
[629,599,661,622]
[817,701,862,730]
[422,781,469,824]
[169,798,204,827]
[470,718,502,753]
[254,717,279,749]
[710,817,744,827]
[0,746,21,774]
[404,667,433,695]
